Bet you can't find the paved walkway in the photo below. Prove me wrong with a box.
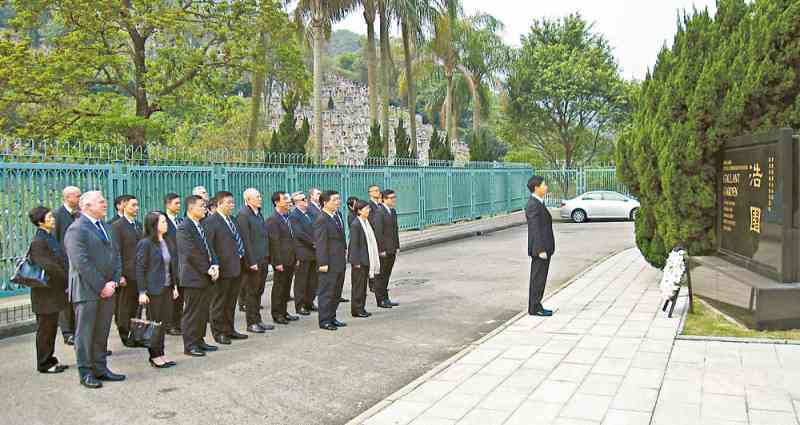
[354,249,800,425]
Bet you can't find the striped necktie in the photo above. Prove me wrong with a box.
[225,216,245,257]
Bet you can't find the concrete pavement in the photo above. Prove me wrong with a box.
[0,221,634,425]
[354,249,800,425]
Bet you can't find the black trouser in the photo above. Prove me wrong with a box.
[182,286,211,351]
[242,264,268,326]
[170,286,184,331]
[318,270,345,325]
[35,312,60,371]
[271,265,295,320]
[115,280,139,341]
[375,253,396,303]
[145,292,170,359]
[529,257,551,313]
[210,276,242,338]
[294,259,317,311]
[351,265,369,315]
[73,298,113,378]
[58,303,75,339]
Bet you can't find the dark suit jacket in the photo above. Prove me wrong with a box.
[347,219,370,267]
[135,238,177,296]
[347,209,357,226]
[165,214,182,246]
[176,219,217,288]
[28,229,68,314]
[64,215,122,303]
[526,196,555,257]
[267,211,297,268]
[368,201,386,249]
[236,206,269,268]
[378,206,400,254]
[314,211,347,273]
[204,213,242,279]
[53,205,77,247]
[289,208,315,262]
[308,202,322,221]
[108,214,122,225]
[111,218,143,282]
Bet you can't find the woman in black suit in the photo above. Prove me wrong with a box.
[135,212,178,368]
[346,196,359,225]
[348,200,380,318]
[27,206,69,373]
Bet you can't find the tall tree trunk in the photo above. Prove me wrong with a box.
[312,7,324,162]
[445,69,456,154]
[457,65,481,142]
[401,21,417,159]
[248,32,267,151]
[364,0,378,125]
[378,0,391,157]
[129,34,149,148]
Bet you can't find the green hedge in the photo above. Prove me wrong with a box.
[617,0,800,267]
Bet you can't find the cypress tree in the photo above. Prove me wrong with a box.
[367,122,383,157]
[394,118,412,159]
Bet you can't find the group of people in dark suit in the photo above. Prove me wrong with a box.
[26,183,405,388]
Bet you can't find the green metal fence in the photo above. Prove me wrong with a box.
[0,162,532,295]
[536,168,628,208]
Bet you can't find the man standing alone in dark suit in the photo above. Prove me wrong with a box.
[267,191,299,325]
[314,191,348,331]
[177,195,220,356]
[526,176,555,316]
[375,189,400,308]
[289,191,318,315]
[111,195,143,346]
[236,188,274,333]
[205,191,249,344]
[163,193,184,335]
[54,186,81,346]
[64,191,124,389]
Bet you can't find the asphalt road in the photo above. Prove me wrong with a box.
[0,221,635,425]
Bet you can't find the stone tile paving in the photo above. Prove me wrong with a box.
[354,249,800,425]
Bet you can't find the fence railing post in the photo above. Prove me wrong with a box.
[447,168,453,223]
[418,168,425,230]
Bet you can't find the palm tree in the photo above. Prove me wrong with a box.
[295,0,357,161]
[430,0,461,154]
[362,0,379,124]
[378,0,392,156]
[391,0,436,159]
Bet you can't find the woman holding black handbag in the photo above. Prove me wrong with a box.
[135,212,178,369]
[27,206,69,373]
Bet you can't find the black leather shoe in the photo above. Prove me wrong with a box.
[386,299,399,307]
[352,312,370,318]
[247,324,265,333]
[80,375,102,389]
[257,322,275,331]
[199,343,218,352]
[378,301,393,308]
[297,307,310,316]
[309,304,319,312]
[368,280,374,292]
[532,308,553,317]
[285,314,299,321]
[184,348,206,357]
[332,319,347,327]
[164,360,177,367]
[214,335,232,345]
[150,358,170,369]
[122,338,139,348]
[95,371,126,382]
[64,335,75,346]
[167,328,182,336]
[228,331,248,340]
[339,297,350,303]
[320,323,337,331]
[40,364,69,374]
[259,305,265,310]
[106,350,113,356]
[274,317,290,325]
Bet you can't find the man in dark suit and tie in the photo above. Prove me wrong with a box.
[205,191,248,344]
[367,185,385,294]
[108,195,131,225]
[177,195,220,356]
[267,191,299,325]
[375,189,400,308]
[63,191,124,389]
[164,193,184,335]
[110,195,143,346]
[289,191,318,315]
[314,190,347,331]
[526,176,555,316]
[307,187,322,219]
[236,188,274,333]
[54,186,81,346]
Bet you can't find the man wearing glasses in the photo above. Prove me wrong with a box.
[289,192,318,315]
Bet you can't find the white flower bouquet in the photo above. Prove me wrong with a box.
[660,248,687,301]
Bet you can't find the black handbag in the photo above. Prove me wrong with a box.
[129,305,165,349]
[11,250,48,288]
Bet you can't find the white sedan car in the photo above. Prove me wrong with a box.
[560,191,640,223]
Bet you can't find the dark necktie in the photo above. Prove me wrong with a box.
[176,216,184,225]
[334,214,343,231]
[95,220,109,242]
[196,223,212,259]
[282,214,293,237]
[134,221,143,236]
[226,216,245,257]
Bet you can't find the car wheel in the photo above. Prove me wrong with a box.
[571,209,587,223]
[630,208,639,221]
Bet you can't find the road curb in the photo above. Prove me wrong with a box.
[345,248,629,425]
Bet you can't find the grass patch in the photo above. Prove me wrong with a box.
[682,297,800,340]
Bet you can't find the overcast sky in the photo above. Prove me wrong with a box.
[334,0,717,80]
